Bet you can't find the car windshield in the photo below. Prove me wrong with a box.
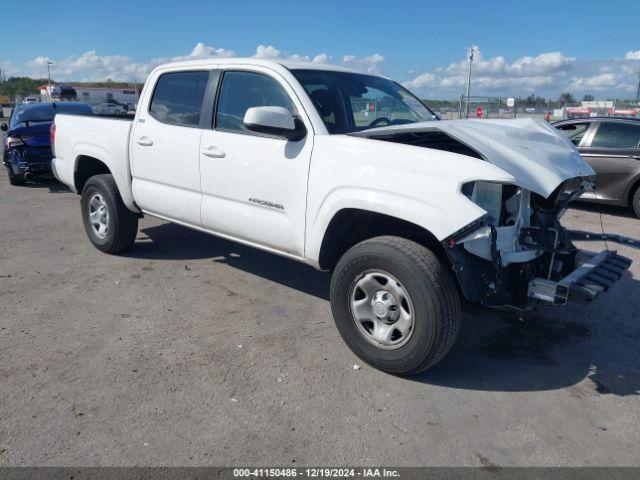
[11,103,93,128]
[291,69,437,134]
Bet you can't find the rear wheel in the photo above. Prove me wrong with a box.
[632,186,640,218]
[81,174,138,253]
[330,236,461,376]
[6,165,26,186]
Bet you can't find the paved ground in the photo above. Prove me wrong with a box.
[0,173,638,467]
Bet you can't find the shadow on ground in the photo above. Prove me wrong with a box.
[133,222,640,396]
[20,178,71,193]
[133,222,330,300]
[416,297,640,396]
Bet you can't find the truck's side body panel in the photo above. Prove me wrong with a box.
[52,115,137,211]
[303,134,517,266]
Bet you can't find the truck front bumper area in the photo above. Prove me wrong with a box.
[528,249,632,304]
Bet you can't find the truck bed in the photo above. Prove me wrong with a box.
[52,113,138,211]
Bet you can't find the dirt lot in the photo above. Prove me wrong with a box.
[0,173,639,467]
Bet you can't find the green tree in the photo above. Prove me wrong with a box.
[559,92,576,105]
[582,94,594,102]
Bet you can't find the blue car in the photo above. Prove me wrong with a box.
[1,102,93,185]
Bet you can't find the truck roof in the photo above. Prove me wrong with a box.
[152,57,373,76]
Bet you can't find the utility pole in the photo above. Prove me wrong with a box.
[465,46,474,118]
[635,67,640,107]
[46,61,54,102]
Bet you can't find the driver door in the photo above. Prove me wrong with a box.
[199,68,313,257]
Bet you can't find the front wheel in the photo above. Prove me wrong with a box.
[632,186,640,218]
[330,236,461,376]
[81,174,138,254]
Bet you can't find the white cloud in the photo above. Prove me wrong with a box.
[341,53,385,73]
[4,42,638,98]
[569,73,620,91]
[404,46,634,98]
[252,45,334,66]
[253,45,282,59]
[4,43,236,82]
[403,72,437,89]
[312,53,330,64]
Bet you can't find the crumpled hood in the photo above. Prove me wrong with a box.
[351,118,595,198]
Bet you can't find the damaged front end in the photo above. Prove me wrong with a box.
[444,179,632,307]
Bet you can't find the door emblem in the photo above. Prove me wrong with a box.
[249,198,285,211]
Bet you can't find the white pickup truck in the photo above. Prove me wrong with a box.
[52,58,633,375]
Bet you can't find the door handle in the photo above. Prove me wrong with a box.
[136,137,153,147]
[202,146,226,158]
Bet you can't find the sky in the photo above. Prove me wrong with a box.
[1,0,640,99]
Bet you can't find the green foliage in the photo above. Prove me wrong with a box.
[0,77,47,101]
[559,92,576,105]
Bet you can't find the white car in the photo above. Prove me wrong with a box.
[51,58,633,375]
[23,96,39,104]
[94,103,125,115]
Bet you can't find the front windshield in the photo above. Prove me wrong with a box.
[10,103,93,128]
[291,69,437,134]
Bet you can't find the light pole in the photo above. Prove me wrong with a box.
[46,61,54,102]
[635,67,640,107]
[465,46,474,118]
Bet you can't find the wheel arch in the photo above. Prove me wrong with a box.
[626,174,640,205]
[74,155,111,193]
[316,208,446,271]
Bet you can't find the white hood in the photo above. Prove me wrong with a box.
[352,118,595,198]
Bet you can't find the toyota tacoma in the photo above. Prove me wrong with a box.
[51,58,634,375]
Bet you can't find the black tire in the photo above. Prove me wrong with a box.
[632,186,640,218]
[80,174,138,254]
[6,165,26,186]
[330,236,461,376]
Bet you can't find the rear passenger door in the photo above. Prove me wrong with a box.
[580,121,640,202]
[130,70,214,225]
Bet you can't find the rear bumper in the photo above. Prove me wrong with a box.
[528,250,632,304]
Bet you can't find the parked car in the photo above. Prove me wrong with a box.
[554,117,640,217]
[94,102,126,115]
[23,96,39,104]
[51,59,633,375]
[1,102,93,185]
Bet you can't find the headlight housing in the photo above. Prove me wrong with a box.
[462,181,523,226]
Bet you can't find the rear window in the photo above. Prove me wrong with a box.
[591,122,640,149]
[149,71,209,127]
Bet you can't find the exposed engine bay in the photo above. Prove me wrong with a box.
[352,120,635,308]
[445,179,631,307]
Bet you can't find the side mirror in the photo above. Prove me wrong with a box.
[0,123,7,132]
[243,106,306,141]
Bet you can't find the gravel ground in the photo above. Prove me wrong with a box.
[0,173,638,467]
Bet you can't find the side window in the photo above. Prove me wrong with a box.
[149,71,209,127]
[216,71,293,132]
[591,122,640,149]
[557,122,590,146]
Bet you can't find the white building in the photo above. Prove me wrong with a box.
[38,84,140,107]
[73,86,140,107]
